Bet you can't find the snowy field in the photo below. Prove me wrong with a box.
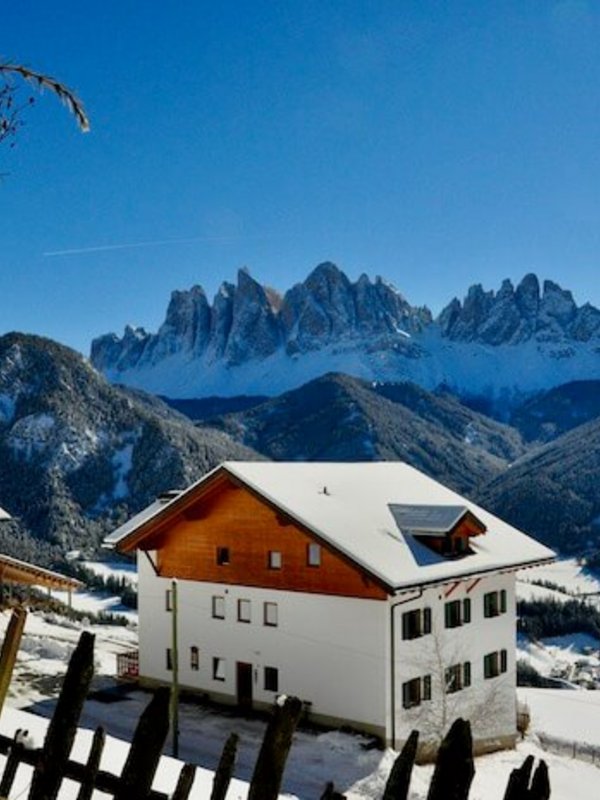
[517,558,600,597]
[0,560,598,797]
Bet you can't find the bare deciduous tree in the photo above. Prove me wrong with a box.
[0,60,89,147]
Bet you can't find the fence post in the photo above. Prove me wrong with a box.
[382,730,419,800]
[503,754,534,800]
[113,687,171,800]
[210,732,239,800]
[0,732,25,798]
[0,607,27,714]
[76,726,106,800]
[529,760,550,800]
[247,696,303,800]
[171,763,196,800]
[29,631,95,800]
[426,719,474,800]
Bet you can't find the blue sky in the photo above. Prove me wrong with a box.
[2,1,600,354]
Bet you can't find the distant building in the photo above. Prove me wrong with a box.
[105,461,554,754]
[0,505,82,602]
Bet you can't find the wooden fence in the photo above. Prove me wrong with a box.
[0,619,552,800]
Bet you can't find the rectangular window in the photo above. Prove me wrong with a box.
[237,599,251,623]
[445,662,471,693]
[190,646,199,671]
[212,595,225,619]
[445,664,462,694]
[268,550,282,569]
[402,608,432,640]
[484,590,508,618]
[213,657,226,681]
[166,648,173,671]
[402,675,432,709]
[307,543,321,566]
[216,546,230,566]
[264,666,279,692]
[402,677,421,709]
[484,649,508,679]
[165,589,172,612]
[264,601,278,627]
[444,598,472,628]
[445,599,462,628]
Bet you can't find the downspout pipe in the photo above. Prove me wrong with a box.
[389,589,423,750]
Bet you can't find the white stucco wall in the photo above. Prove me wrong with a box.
[389,572,517,748]
[137,552,388,732]
[137,554,518,746]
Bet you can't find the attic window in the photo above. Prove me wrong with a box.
[388,504,485,559]
[307,543,321,567]
[216,547,230,566]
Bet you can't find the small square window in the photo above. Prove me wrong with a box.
[307,543,321,567]
[166,648,173,671]
[217,546,230,565]
[165,589,173,612]
[264,666,279,692]
[264,601,278,627]
[268,550,282,569]
[238,599,251,623]
[212,595,225,619]
[213,657,226,681]
[190,646,199,671]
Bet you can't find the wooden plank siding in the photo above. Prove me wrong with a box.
[147,478,388,600]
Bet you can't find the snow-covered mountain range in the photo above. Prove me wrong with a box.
[91,263,600,408]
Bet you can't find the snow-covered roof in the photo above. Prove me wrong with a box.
[105,461,555,591]
[0,552,83,591]
[104,498,171,547]
[0,506,11,522]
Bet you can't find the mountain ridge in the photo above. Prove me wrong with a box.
[91,263,600,410]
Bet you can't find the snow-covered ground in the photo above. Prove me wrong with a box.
[518,558,600,597]
[516,559,600,685]
[0,560,599,798]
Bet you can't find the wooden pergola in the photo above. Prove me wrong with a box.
[0,552,83,607]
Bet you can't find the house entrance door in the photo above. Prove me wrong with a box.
[236,662,253,710]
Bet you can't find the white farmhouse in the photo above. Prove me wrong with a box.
[104,461,554,754]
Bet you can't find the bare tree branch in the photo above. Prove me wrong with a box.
[0,60,90,144]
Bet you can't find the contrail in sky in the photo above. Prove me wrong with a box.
[43,234,267,257]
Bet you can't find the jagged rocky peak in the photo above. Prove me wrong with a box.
[280,262,431,353]
[90,261,434,375]
[153,285,212,360]
[438,274,600,344]
[224,269,283,364]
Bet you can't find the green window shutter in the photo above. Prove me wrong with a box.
[500,649,508,673]
[444,603,451,628]
[463,661,471,687]
[423,674,431,701]
[463,598,471,624]
[483,593,490,618]
[402,612,410,640]
[500,589,507,614]
[423,607,432,635]
[483,653,491,678]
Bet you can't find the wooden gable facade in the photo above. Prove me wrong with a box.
[118,469,389,600]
